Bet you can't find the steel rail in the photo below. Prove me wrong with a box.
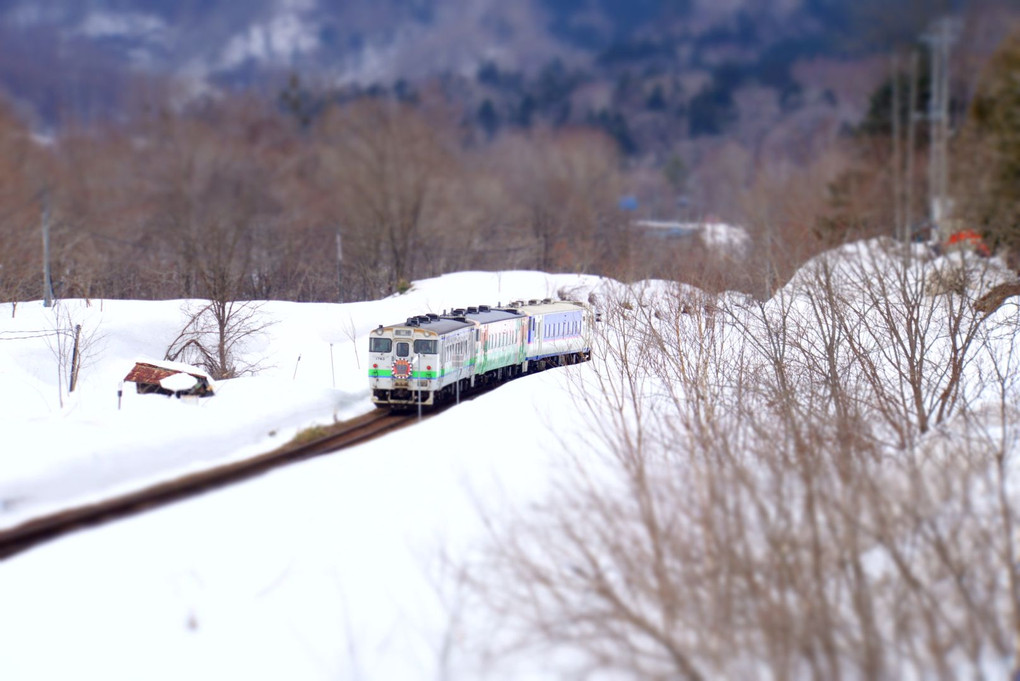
[0,408,414,561]
[0,351,591,561]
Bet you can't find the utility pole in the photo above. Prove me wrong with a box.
[922,17,958,242]
[905,50,920,244]
[891,54,902,240]
[41,191,54,307]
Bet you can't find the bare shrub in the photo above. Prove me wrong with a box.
[465,240,1020,679]
[45,302,104,405]
[925,258,971,296]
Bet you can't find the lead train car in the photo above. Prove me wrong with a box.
[368,299,595,409]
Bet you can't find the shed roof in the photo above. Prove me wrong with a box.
[123,361,213,387]
[124,363,178,384]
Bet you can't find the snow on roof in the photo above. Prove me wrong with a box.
[159,372,199,392]
[633,220,700,237]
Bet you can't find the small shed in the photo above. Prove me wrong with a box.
[123,360,216,398]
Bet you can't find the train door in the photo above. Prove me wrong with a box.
[390,340,412,379]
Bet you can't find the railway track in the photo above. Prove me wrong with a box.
[0,407,417,562]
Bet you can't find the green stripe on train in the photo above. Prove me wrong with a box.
[368,362,476,379]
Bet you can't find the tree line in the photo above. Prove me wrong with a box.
[0,92,641,306]
[1,24,1018,308]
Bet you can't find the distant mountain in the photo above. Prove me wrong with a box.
[0,0,1013,154]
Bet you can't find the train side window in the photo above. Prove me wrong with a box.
[369,337,392,353]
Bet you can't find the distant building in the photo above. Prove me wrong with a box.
[633,220,700,238]
[633,219,751,258]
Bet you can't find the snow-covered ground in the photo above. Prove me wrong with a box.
[0,271,602,680]
[2,248,1018,679]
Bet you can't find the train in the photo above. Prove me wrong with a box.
[368,298,597,409]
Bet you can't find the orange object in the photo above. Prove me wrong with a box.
[946,229,990,256]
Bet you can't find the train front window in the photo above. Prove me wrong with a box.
[369,338,392,353]
[396,341,410,358]
[414,339,437,354]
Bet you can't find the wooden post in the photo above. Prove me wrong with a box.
[69,324,82,392]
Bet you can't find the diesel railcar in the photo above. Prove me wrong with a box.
[368,299,596,409]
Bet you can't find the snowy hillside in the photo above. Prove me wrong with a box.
[1,244,1019,679]
[0,271,603,530]
[0,269,608,679]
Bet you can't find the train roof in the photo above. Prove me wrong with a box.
[381,314,473,335]
[442,305,523,325]
[376,301,586,336]
[499,299,589,315]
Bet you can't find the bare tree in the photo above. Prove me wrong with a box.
[494,128,627,274]
[0,101,49,305]
[317,99,453,295]
[164,300,272,380]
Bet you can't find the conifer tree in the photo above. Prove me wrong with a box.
[956,27,1020,266]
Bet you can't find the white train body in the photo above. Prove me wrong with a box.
[368,314,475,408]
[368,299,595,409]
[510,299,593,370]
